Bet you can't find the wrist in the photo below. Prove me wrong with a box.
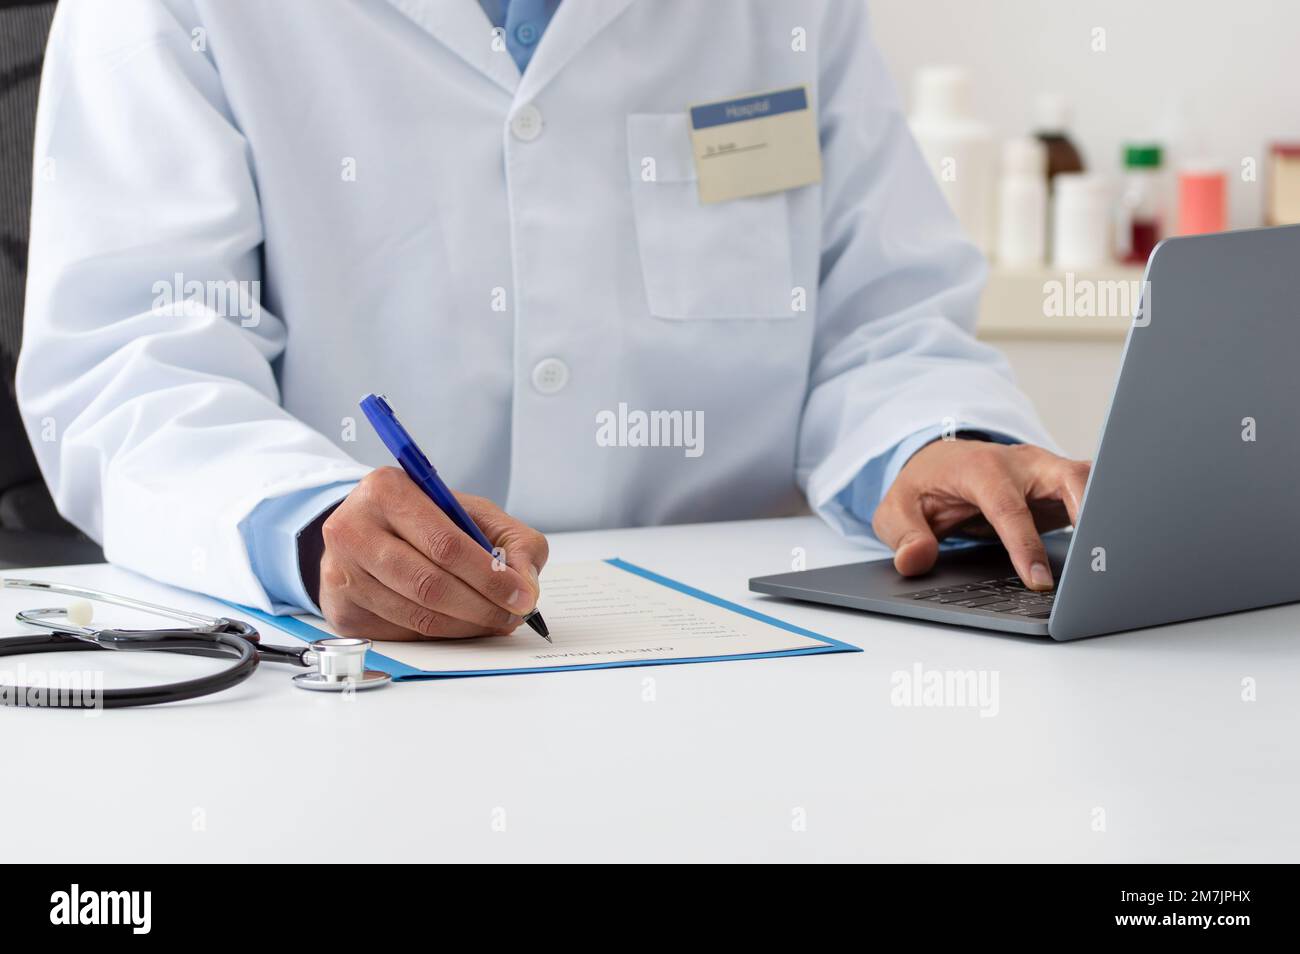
[297,500,345,610]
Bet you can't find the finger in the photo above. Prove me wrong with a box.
[967,472,1054,591]
[354,564,520,639]
[320,555,517,640]
[365,533,524,631]
[379,480,537,615]
[1005,446,1091,529]
[872,490,940,577]
[457,493,550,597]
[326,594,508,641]
[322,597,424,642]
[1051,459,1091,527]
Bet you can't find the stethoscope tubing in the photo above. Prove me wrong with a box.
[0,628,260,709]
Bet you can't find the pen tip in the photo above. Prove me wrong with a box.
[525,610,550,641]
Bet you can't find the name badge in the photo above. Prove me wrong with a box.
[688,85,822,205]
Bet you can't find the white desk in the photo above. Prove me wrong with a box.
[2,516,1296,862]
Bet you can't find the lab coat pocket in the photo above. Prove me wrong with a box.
[627,113,795,319]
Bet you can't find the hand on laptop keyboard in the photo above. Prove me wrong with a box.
[871,439,1090,593]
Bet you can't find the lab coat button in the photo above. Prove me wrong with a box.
[511,104,543,141]
[531,357,569,394]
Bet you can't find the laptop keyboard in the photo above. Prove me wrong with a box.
[902,577,1055,618]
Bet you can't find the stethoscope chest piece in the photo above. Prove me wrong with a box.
[294,637,392,692]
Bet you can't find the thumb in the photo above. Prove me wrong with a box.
[873,494,940,577]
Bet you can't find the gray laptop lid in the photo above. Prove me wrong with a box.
[1052,225,1300,639]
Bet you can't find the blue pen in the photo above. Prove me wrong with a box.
[359,393,550,641]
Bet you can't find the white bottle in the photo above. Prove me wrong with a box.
[996,138,1048,267]
[1052,173,1112,269]
[909,67,997,254]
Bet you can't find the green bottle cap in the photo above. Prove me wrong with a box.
[1124,144,1163,168]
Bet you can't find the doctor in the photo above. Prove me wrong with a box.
[19,0,1088,641]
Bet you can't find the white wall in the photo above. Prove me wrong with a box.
[871,0,1300,229]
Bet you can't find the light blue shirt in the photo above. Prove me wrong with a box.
[477,0,562,73]
[240,481,356,613]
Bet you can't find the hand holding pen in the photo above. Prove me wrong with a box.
[309,397,549,641]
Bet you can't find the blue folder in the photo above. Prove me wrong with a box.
[232,558,860,681]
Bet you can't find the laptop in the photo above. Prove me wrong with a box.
[750,225,1300,640]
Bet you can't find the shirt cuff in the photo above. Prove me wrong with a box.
[239,481,357,614]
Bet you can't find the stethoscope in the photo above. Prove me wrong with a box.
[0,579,391,708]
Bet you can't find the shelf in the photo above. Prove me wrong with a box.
[977,264,1145,341]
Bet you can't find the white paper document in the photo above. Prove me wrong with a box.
[263,559,856,678]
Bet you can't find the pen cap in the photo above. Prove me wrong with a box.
[359,393,434,473]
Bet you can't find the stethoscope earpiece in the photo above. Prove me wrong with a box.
[65,599,95,628]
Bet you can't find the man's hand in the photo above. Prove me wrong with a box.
[318,467,549,640]
[872,440,1090,592]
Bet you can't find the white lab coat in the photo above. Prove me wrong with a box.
[18,0,1053,610]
